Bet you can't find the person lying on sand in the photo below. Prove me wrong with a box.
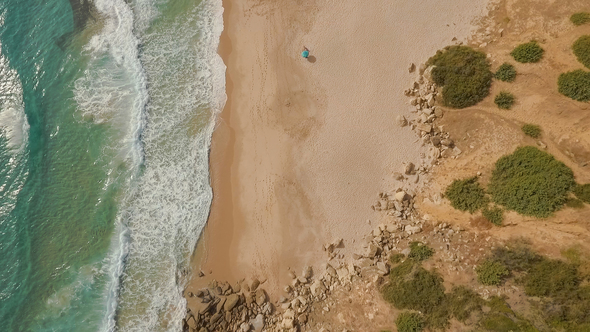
[301,46,310,58]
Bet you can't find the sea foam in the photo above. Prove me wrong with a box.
[87,0,227,331]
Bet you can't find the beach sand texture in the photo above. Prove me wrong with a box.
[190,0,490,297]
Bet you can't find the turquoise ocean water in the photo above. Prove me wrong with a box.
[0,0,225,331]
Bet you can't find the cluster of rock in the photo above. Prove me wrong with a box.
[400,63,462,164]
[370,190,417,220]
[183,278,270,332]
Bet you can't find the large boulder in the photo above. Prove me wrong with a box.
[251,314,265,332]
[224,294,240,312]
[255,289,267,306]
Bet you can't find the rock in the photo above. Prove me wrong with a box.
[419,63,426,75]
[298,313,308,324]
[366,243,381,258]
[297,276,308,284]
[239,322,251,332]
[216,296,226,312]
[405,162,415,175]
[251,314,264,332]
[250,279,260,292]
[430,136,441,146]
[434,107,444,117]
[187,315,198,330]
[406,225,422,235]
[310,280,326,296]
[198,270,205,277]
[326,264,337,277]
[395,191,407,202]
[416,123,432,133]
[396,115,408,127]
[255,289,267,306]
[336,267,350,280]
[410,98,418,106]
[281,318,294,329]
[210,312,222,324]
[441,138,454,147]
[224,294,240,312]
[427,96,435,107]
[402,248,411,256]
[394,172,405,180]
[198,328,209,332]
[537,141,547,149]
[303,266,313,279]
[386,224,399,233]
[377,262,390,275]
[288,270,297,279]
[408,63,416,73]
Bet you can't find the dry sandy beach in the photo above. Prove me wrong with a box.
[187,0,490,304]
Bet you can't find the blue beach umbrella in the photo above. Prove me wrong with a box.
[302,49,310,58]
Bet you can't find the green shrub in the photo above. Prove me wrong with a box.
[511,42,544,63]
[521,124,541,138]
[445,177,488,213]
[491,242,544,272]
[383,260,446,316]
[566,197,586,209]
[396,312,424,332]
[408,242,434,261]
[522,259,580,297]
[574,184,590,203]
[480,314,521,331]
[426,46,492,108]
[573,35,590,69]
[483,206,504,226]
[390,253,405,264]
[448,286,483,322]
[494,91,515,109]
[488,146,576,217]
[477,260,510,285]
[571,12,590,26]
[558,70,590,102]
[495,63,517,82]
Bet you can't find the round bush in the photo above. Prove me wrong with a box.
[476,260,509,285]
[494,91,515,109]
[558,70,590,101]
[426,46,492,109]
[495,63,517,82]
[482,206,503,226]
[573,35,590,69]
[571,12,590,26]
[521,124,541,138]
[488,146,576,218]
[511,42,544,63]
[574,184,590,203]
[445,177,487,213]
[396,312,425,332]
[408,242,434,261]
